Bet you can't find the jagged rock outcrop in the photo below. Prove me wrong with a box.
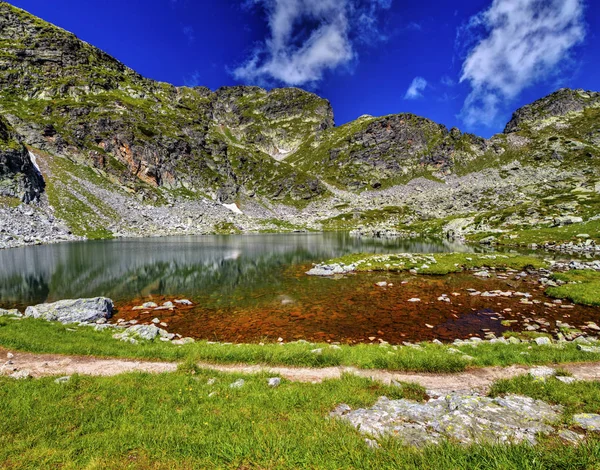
[288,114,486,189]
[504,88,600,133]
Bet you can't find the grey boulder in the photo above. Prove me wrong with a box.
[24,297,113,324]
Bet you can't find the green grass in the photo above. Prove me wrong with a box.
[3,317,600,373]
[322,252,548,275]
[489,374,600,421]
[1,370,600,468]
[470,219,600,247]
[0,195,21,208]
[547,270,600,307]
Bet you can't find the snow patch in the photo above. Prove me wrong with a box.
[28,151,42,177]
[223,203,243,215]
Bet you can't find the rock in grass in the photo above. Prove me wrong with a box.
[126,324,175,341]
[333,394,562,446]
[573,413,600,431]
[577,345,600,353]
[0,308,22,317]
[558,429,585,445]
[9,370,31,380]
[534,337,552,346]
[268,377,281,388]
[54,376,71,384]
[24,297,113,324]
[230,379,245,389]
[529,366,557,379]
[556,376,577,384]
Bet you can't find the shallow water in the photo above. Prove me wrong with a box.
[1,233,597,343]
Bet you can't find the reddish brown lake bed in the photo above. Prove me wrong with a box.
[113,266,600,344]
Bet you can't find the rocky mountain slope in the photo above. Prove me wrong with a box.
[0,2,599,249]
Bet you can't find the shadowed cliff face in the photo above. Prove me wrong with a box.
[0,116,44,203]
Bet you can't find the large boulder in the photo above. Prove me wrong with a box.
[24,297,113,324]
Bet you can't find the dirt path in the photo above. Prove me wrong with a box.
[3,348,600,392]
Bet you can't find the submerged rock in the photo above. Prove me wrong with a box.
[332,393,563,447]
[24,297,113,324]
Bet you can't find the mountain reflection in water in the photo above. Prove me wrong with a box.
[0,233,474,308]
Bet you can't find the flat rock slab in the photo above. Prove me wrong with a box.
[24,297,113,324]
[332,394,563,447]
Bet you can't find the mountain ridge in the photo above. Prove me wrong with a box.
[0,2,598,249]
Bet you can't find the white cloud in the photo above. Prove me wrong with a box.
[184,70,203,87]
[233,0,392,86]
[440,75,455,87]
[404,76,427,99]
[459,0,586,127]
[183,26,195,44]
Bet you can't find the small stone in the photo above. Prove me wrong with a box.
[577,345,600,353]
[175,299,193,305]
[529,366,556,379]
[474,270,491,278]
[330,404,352,417]
[162,301,174,308]
[311,348,323,355]
[408,298,421,303]
[229,379,245,389]
[556,376,577,384]
[54,376,71,384]
[534,337,552,346]
[376,281,388,287]
[365,438,380,449]
[142,302,158,309]
[277,337,284,342]
[9,370,31,380]
[558,429,585,445]
[6,352,14,359]
[268,377,281,388]
[207,378,216,386]
[573,413,600,431]
[152,318,160,324]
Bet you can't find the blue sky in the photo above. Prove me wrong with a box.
[9,0,599,137]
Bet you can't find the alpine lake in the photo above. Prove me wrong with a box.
[0,232,598,344]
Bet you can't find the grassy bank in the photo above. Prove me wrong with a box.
[320,252,548,275]
[1,370,599,469]
[547,270,600,307]
[2,317,600,372]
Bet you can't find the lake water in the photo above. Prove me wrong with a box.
[1,233,597,343]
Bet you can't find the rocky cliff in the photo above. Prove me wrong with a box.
[0,2,598,248]
[0,115,43,203]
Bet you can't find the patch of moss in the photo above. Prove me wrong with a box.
[547,270,600,307]
[322,252,547,275]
